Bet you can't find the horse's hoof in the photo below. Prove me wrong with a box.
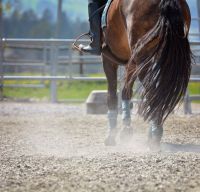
[148,139,161,152]
[104,136,116,146]
[120,127,133,143]
[104,128,118,146]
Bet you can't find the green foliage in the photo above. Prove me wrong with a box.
[3,80,107,101]
[4,8,88,38]
[188,82,200,95]
[3,80,200,103]
[57,81,106,101]
[187,82,200,103]
[4,0,88,20]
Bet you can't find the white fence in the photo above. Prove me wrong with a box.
[0,38,200,114]
[0,38,105,102]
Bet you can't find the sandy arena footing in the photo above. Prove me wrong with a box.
[0,102,200,192]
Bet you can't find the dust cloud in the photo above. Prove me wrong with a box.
[0,102,200,192]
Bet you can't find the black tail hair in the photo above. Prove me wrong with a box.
[127,0,192,124]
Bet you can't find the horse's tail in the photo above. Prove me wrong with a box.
[128,0,192,124]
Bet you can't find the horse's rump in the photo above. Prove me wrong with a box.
[104,0,192,124]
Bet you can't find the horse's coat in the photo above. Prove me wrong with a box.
[102,0,192,148]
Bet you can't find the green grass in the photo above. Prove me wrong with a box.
[57,81,107,100]
[188,82,200,95]
[3,77,200,102]
[188,82,200,103]
[3,79,107,101]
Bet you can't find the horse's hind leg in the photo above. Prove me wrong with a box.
[102,54,118,146]
[148,118,163,151]
[138,75,163,151]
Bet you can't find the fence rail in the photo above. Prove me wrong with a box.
[1,38,104,102]
[3,75,106,81]
[0,38,200,114]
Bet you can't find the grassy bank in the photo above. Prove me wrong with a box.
[3,80,107,102]
[3,79,200,102]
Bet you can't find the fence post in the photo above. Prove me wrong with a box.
[79,51,83,75]
[0,1,3,101]
[0,38,3,101]
[68,47,73,79]
[41,46,47,84]
[184,89,192,114]
[50,43,58,103]
[197,0,200,35]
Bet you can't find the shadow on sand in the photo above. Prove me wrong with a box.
[161,142,200,153]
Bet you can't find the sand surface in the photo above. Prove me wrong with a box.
[0,102,200,192]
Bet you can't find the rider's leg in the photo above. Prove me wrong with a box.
[79,0,106,55]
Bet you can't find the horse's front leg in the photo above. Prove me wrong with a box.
[102,55,118,146]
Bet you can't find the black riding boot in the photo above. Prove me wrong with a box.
[80,2,101,55]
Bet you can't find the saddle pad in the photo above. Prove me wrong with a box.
[101,0,113,29]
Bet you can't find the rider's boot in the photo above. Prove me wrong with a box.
[79,2,101,55]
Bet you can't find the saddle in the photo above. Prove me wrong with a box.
[101,0,113,29]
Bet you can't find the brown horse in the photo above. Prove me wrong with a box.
[101,0,192,149]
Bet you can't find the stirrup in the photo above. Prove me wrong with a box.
[72,32,92,52]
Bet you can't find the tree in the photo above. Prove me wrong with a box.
[60,12,71,38]
[20,10,38,37]
[4,0,22,13]
[31,9,53,38]
[7,10,21,37]
[3,2,89,39]
[197,0,200,33]
[56,0,62,38]
[72,17,89,38]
